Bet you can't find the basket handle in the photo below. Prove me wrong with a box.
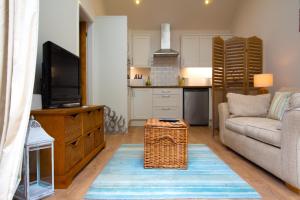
[154,135,177,144]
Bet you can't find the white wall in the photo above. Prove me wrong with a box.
[35,0,79,92]
[232,0,300,91]
[80,0,106,18]
[92,16,128,129]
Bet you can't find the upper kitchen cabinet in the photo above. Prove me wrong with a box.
[181,35,212,68]
[181,36,200,67]
[132,34,151,67]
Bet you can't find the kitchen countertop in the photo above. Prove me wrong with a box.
[128,85,212,88]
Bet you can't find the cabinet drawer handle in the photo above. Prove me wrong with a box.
[71,139,80,147]
[162,90,171,93]
[71,113,79,118]
[162,95,170,98]
[87,132,93,137]
[162,108,171,111]
[87,111,92,115]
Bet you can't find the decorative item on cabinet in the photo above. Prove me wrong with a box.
[31,106,105,189]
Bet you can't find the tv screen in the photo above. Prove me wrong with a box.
[42,41,81,108]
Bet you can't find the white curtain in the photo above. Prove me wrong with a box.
[0,0,39,199]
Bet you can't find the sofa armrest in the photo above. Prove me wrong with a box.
[218,102,230,144]
[281,108,300,188]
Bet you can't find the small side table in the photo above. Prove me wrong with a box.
[144,118,188,169]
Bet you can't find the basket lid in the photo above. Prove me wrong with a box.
[145,118,187,128]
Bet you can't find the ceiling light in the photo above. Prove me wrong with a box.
[135,0,140,5]
[205,0,210,5]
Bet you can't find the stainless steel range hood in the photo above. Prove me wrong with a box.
[153,23,179,57]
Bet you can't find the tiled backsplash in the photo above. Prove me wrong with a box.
[151,66,179,86]
[150,57,180,86]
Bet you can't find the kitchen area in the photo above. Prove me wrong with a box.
[128,24,231,127]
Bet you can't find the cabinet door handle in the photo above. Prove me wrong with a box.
[71,139,80,147]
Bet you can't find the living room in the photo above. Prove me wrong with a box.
[1,0,300,200]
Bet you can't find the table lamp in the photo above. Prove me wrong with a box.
[254,74,273,94]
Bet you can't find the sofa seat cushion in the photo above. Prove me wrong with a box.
[225,117,282,148]
[245,119,282,148]
[225,117,255,135]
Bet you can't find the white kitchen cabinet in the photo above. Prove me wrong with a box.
[199,37,212,67]
[181,35,212,68]
[152,88,183,119]
[130,88,183,124]
[132,34,151,67]
[131,88,153,119]
[181,36,200,67]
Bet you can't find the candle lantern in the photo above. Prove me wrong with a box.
[15,117,54,200]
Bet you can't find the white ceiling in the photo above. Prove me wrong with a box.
[103,0,240,30]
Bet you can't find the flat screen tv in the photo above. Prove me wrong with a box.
[42,41,81,108]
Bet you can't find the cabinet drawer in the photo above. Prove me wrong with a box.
[153,88,180,95]
[153,107,180,119]
[84,132,95,156]
[64,114,82,142]
[153,94,180,107]
[65,136,83,172]
[94,127,104,148]
[94,108,103,127]
[83,110,98,132]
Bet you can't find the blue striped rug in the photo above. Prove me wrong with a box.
[85,144,260,199]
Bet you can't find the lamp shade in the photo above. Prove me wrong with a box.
[254,74,273,88]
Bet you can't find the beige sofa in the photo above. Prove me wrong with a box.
[218,90,300,189]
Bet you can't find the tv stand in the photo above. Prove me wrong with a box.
[31,105,105,188]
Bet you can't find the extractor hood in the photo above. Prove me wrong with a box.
[153,23,179,57]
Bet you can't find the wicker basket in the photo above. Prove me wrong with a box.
[144,118,188,169]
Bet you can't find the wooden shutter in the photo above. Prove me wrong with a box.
[224,37,247,93]
[246,36,263,89]
[212,37,225,135]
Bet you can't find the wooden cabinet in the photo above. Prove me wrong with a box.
[31,105,105,189]
[131,88,153,119]
[132,34,151,67]
[181,35,212,68]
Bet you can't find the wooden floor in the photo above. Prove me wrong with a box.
[46,126,300,200]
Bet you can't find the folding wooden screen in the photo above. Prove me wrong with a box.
[212,36,263,136]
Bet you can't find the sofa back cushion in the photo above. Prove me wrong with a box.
[289,93,300,110]
[227,93,271,117]
[268,92,292,120]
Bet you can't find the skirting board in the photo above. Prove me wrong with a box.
[129,120,146,126]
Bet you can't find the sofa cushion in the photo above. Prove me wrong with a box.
[225,117,282,148]
[225,117,255,135]
[289,93,300,110]
[268,92,292,120]
[227,93,271,117]
[245,119,282,148]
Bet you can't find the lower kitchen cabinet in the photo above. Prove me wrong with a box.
[152,88,182,119]
[131,88,153,119]
[130,88,183,122]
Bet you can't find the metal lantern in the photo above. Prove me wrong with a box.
[15,117,55,200]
